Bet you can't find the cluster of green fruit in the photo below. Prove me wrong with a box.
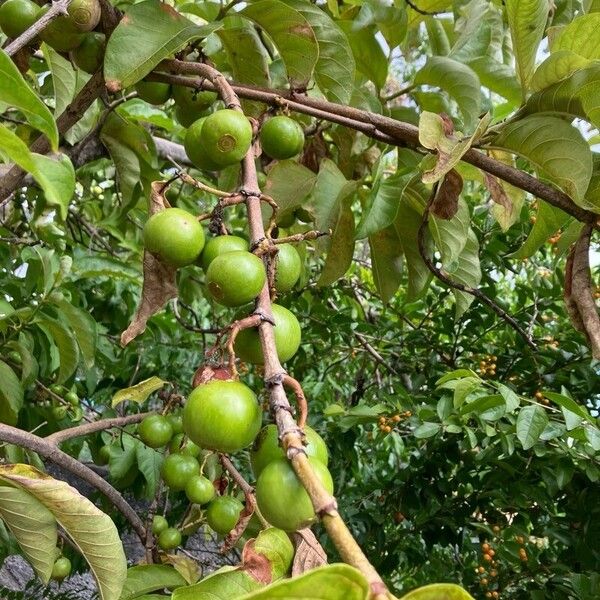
[46,383,82,420]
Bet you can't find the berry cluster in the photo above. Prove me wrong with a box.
[378,411,411,434]
[478,355,497,377]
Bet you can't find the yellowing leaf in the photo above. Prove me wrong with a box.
[400,582,475,599]
[112,376,167,408]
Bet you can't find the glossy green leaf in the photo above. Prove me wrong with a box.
[429,198,470,268]
[505,0,548,91]
[352,0,406,48]
[43,45,77,118]
[0,360,23,426]
[241,0,318,89]
[490,115,592,205]
[284,0,355,104]
[530,51,591,92]
[369,226,403,303]
[52,297,97,369]
[516,405,549,450]
[414,422,441,439]
[237,564,369,600]
[72,253,142,282]
[0,49,58,150]
[407,0,453,26]
[120,565,186,600]
[542,392,596,424]
[112,376,167,408]
[252,528,294,580]
[461,394,506,421]
[0,464,127,600]
[414,57,481,132]
[135,444,163,499]
[172,566,261,600]
[400,583,474,599]
[37,316,79,384]
[0,483,57,584]
[448,230,481,319]
[582,153,600,212]
[469,57,522,105]
[0,126,75,219]
[552,13,600,58]
[104,0,222,90]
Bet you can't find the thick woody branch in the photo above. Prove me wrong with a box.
[0,423,147,542]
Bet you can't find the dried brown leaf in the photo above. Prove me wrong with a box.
[431,169,463,220]
[484,173,511,212]
[221,495,256,553]
[291,528,327,575]
[240,538,272,585]
[192,364,233,388]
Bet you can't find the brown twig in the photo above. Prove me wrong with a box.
[282,375,308,428]
[417,187,538,350]
[404,0,447,15]
[225,314,261,376]
[273,230,330,244]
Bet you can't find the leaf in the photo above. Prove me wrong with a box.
[236,564,369,600]
[487,150,526,231]
[0,126,75,219]
[112,376,167,408]
[583,153,600,212]
[253,528,294,581]
[52,297,97,369]
[172,566,261,600]
[449,230,482,319]
[369,226,403,303]
[530,51,591,92]
[241,0,318,89]
[0,360,24,426]
[0,48,58,150]
[460,395,506,421]
[436,369,479,386]
[43,45,77,117]
[400,583,475,599]
[0,464,127,600]
[119,565,186,600]
[72,253,142,282]
[469,57,522,106]
[414,57,481,132]
[37,316,79,384]
[104,0,222,90]
[497,383,520,413]
[429,197,470,271]
[292,529,327,575]
[542,392,595,424]
[283,0,355,104]
[163,555,202,585]
[505,0,548,92]
[490,115,593,205]
[135,444,163,499]
[516,405,549,450]
[414,423,441,439]
[510,200,570,259]
[552,13,600,59]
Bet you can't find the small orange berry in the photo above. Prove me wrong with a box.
[383,425,392,433]
[492,525,501,533]
[481,578,489,586]
[490,570,497,578]
[492,592,499,599]
[486,593,492,599]
[483,553,492,562]
[488,549,495,557]
[392,414,401,422]
[482,543,491,552]
[478,566,485,574]
[516,536,524,544]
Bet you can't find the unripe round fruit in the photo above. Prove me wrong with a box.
[50,384,64,396]
[234,304,301,364]
[143,208,205,267]
[167,414,184,435]
[201,235,248,271]
[200,109,253,167]
[206,251,265,307]
[173,85,217,119]
[257,171,267,188]
[169,433,201,457]
[0,0,39,39]
[51,557,71,580]
[97,445,111,466]
[250,424,328,477]
[184,118,221,171]
[274,244,302,292]
[256,458,334,531]
[70,32,105,74]
[175,104,211,128]
[161,454,200,491]
[206,496,243,535]
[52,405,68,420]
[260,116,304,160]
[39,6,84,51]
[185,474,215,505]
[65,391,79,406]
[136,81,171,105]
[183,380,262,453]
[8,350,22,364]
[138,414,174,448]
[152,515,169,535]
[158,527,182,551]
[65,0,101,31]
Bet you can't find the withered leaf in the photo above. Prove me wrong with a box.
[431,169,463,220]
[292,528,327,575]
[240,538,273,585]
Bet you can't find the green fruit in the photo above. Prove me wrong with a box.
[173,85,217,118]
[167,414,184,435]
[70,32,105,74]
[169,433,201,457]
[206,251,265,307]
[0,0,39,39]
[175,104,211,128]
[274,244,302,292]
[161,454,200,491]
[49,384,64,395]
[183,380,262,453]
[206,496,243,535]
[65,391,79,406]
[256,458,334,532]
[143,208,205,267]
[260,116,304,160]
[52,405,68,420]
[200,109,253,167]
[295,207,313,224]
[97,445,111,466]
[51,557,71,580]
[39,6,84,51]
[276,211,295,228]
[64,0,101,31]
[201,235,248,270]
[8,350,22,365]
[250,424,329,477]
[135,81,171,105]
[234,304,301,364]
[138,414,174,448]
[158,527,182,550]
[257,171,267,188]
[152,515,169,535]
[184,118,221,171]
[185,475,215,505]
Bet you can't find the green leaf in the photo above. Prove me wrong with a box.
[283,0,355,104]
[414,422,441,439]
[172,566,261,600]
[436,369,479,386]
[452,376,482,408]
[516,405,548,450]
[490,115,592,205]
[429,197,470,268]
[0,483,57,584]
[117,100,175,132]
[120,565,186,600]
[135,444,163,499]
[241,0,318,89]
[0,464,127,600]
[0,49,58,150]
[369,226,403,304]
[0,360,24,426]
[505,0,548,92]
[469,57,522,106]
[0,126,75,219]
[530,51,591,92]
[218,19,270,118]
[72,253,142,282]
[542,392,596,424]
[414,57,481,132]
[107,435,138,481]
[253,528,294,581]
[583,153,600,212]
[461,395,506,421]
[43,45,77,118]
[112,376,167,408]
[352,0,406,48]
[552,13,600,59]
[37,316,79,384]
[497,383,520,413]
[237,564,369,600]
[104,0,222,90]
[448,230,481,319]
[400,583,475,599]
